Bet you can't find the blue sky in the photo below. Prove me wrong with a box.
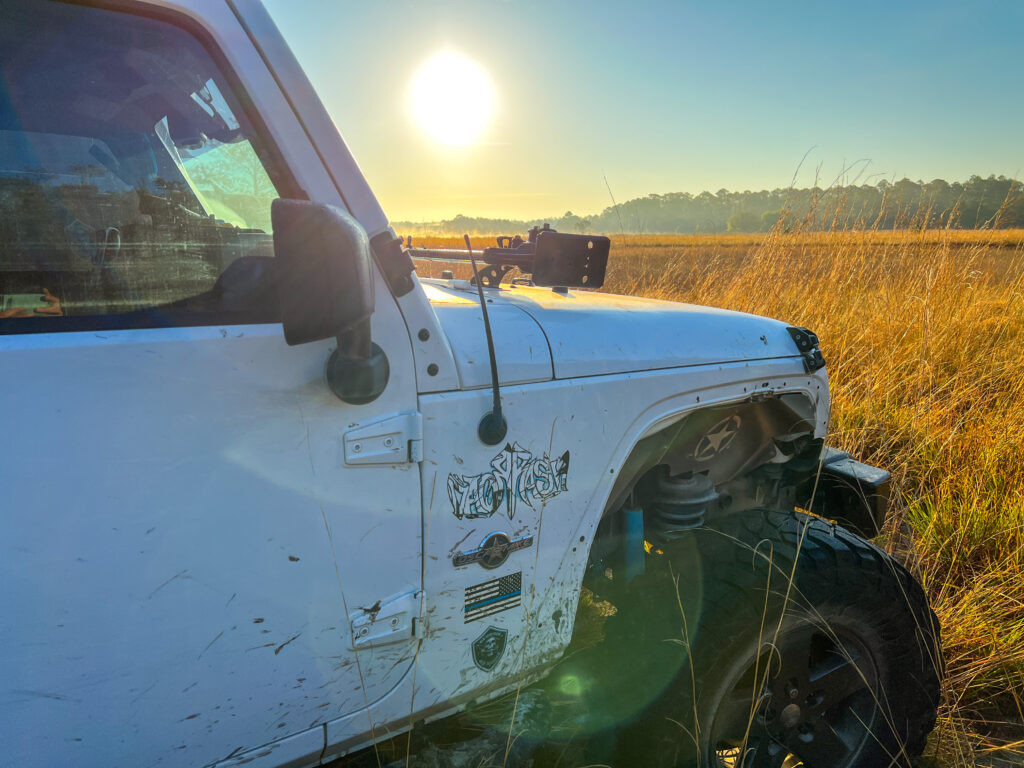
[263,0,1024,221]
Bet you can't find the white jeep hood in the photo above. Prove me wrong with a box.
[424,281,802,382]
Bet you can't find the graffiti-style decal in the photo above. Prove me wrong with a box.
[465,572,522,623]
[448,442,569,520]
[694,415,741,461]
[471,625,508,672]
[453,532,534,569]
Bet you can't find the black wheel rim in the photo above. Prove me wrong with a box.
[709,622,880,768]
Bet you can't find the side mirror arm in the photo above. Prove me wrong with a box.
[326,318,389,405]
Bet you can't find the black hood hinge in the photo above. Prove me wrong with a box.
[786,326,826,373]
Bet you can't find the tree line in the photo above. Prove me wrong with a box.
[394,174,1024,235]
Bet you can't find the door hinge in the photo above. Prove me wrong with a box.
[343,411,423,465]
[349,590,422,649]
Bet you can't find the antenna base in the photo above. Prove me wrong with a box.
[478,411,508,446]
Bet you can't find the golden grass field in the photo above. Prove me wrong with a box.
[411,229,1024,766]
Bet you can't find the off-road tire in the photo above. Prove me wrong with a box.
[592,509,943,768]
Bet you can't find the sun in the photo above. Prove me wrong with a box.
[409,51,495,146]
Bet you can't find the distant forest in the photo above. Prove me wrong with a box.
[394,174,1024,235]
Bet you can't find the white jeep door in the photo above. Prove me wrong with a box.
[0,2,420,766]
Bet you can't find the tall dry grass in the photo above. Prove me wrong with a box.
[413,228,1024,764]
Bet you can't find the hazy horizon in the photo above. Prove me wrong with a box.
[386,171,1021,226]
[263,0,1024,222]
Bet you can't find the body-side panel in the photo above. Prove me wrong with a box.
[414,361,826,711]
[322,359,826,758]
[0,294,421,767]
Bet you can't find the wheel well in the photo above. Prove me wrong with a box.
[584,393,820,595]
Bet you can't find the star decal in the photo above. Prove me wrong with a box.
[694,415,741,461]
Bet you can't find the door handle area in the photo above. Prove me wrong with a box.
[349,590,422,649]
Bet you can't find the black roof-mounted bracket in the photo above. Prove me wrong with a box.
[405,224,610,289]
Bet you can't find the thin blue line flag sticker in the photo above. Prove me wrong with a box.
[464,572,522,623]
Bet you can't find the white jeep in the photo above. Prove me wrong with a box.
[0,2,941,767]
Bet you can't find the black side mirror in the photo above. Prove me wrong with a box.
[272,199,388,404]
[272,198,374,345]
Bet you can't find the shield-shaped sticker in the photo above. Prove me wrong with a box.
[471,625,508,672]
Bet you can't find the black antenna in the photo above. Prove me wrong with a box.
[465,234,508,445]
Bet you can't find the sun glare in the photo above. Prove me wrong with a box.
[410,51,495,146]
